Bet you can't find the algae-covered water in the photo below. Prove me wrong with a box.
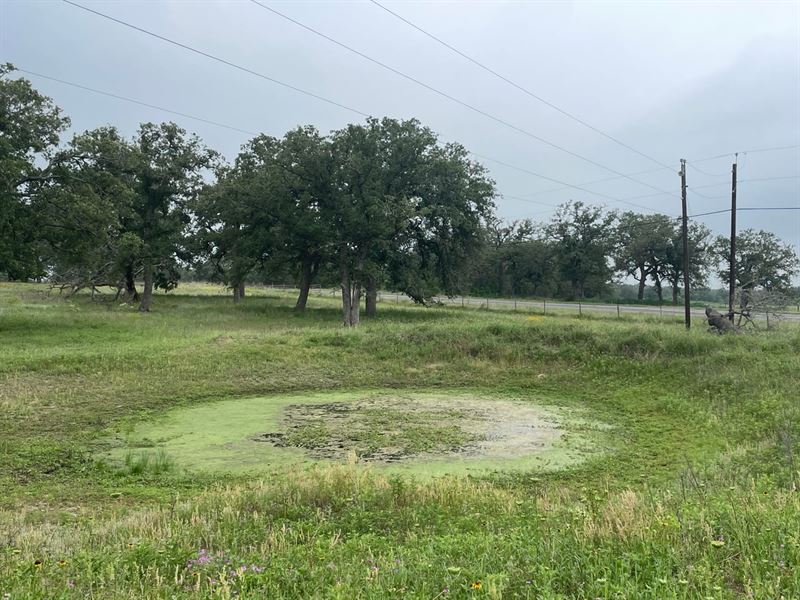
[105,391,609,477]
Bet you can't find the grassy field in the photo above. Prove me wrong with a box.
[1,282,799,599]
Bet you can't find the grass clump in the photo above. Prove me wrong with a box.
[123,449,175,476]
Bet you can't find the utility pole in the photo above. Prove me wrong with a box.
[728,154,738,321]
[680,159,691,329]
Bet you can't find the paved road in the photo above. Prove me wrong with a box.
[265,286,799,323]
[375,291,800,322]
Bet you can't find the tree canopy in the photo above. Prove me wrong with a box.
[2,68,798,320]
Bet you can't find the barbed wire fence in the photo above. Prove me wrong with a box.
[259,283,800,322]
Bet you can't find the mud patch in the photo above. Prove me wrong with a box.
[253,395,563,465]
[254,399,483,462]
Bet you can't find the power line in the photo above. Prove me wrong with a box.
[61,0,371,118]
[688,144,800,164]
[519,165,672,199]
[690,175,800,191]
[369,0,673,171]
[688,209,732,218]
[14,67,568,214]
[16,66,661,214]
[48,2,800,222]
[518,145,800,198]
[63,0,673,209]
[688,162,730,178]
[688,206,800,218]
[499,194,558,208]
[470,152,657,211]
[738,206,800,211]
[248,0,678,199]
[16,69,260,136]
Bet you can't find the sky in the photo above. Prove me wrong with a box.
[2,0,799,281]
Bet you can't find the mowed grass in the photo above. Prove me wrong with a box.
[1,282,799,598]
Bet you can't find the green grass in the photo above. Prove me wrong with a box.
[1,281,799,598]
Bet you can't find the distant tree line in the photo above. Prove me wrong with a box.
[3,65,798,324]
[472,207,799,306]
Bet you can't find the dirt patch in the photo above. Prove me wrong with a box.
[254,394,564,465]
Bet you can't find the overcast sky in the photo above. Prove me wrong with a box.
[3,0,799,280]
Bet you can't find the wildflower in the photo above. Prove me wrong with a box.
[58,560,68,567]
[67,580,75,589]
[596,577,607,583]
[710,540,725,548]
[33,559,43,569]
[442,587,450,594]
[471,581,482,590]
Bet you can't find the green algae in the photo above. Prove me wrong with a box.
[104,390,609,477]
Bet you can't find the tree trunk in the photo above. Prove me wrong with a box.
[341,276,351,325]
[637,273,647,301]
[124,266,139,302]
[295,259,314,311]
[671,282,679,305]
[340,271,361,326]
[365,277,377,317]
[139,260,153,312]
[232,280,246,303]
[654,278,663,303]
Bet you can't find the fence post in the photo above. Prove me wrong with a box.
[617,301,620,318]
[486,297,490,310]
[579,301,582,317]
[543,299,546,315]
[659,303,663,317]
[462,295,465,308]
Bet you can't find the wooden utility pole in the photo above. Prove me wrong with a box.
[728,155,738,321]
[680,159,691,329]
